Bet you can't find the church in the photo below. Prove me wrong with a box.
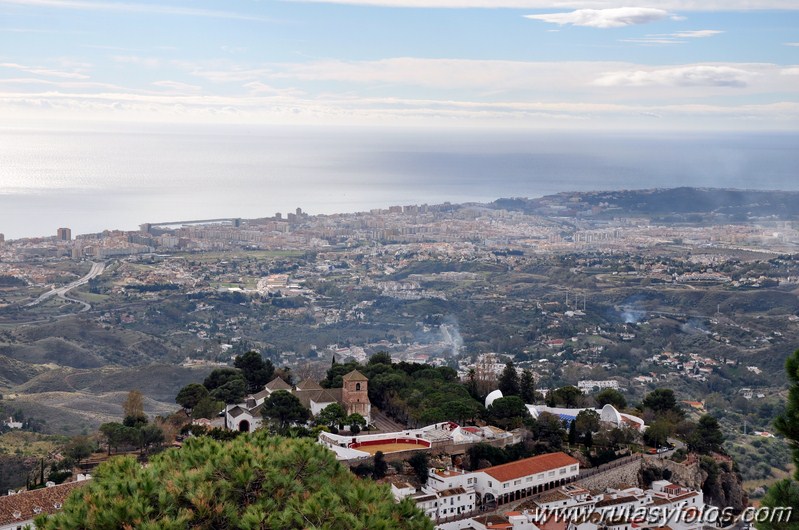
[225,369,372,433]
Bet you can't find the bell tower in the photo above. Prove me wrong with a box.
[341,369,371,423]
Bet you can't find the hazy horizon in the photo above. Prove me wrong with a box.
[2,124,797,240]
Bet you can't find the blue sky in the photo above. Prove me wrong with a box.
[1,0,798,130]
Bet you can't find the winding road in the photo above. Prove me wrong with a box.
[26,261,106,312]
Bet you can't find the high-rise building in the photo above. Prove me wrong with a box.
[0,233,4,243]
[57,227,72,241]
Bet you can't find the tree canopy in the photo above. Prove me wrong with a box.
[774,348,799,479]
[642,388,680,415]
[548,386,585,408]
[233,351,275,393]
[321,360,482,427]
[487,396,528,429]
[759,348,799,530]
[498,361,520,397]
[176,383,209,412]
[687,414,724,455]
[37,432,433,530]
[520,369,536,404]
[595,388,626,410]
[261,390,310,434]
[203,368,246,392]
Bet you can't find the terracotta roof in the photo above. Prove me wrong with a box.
[473,515,513,529]
[252,388,270,401]
[595,495,637,508]
[295,379,324,391]
[0,481,85,526]
[482,452,579,483]
[294,389,339,409]
[536,490,571,504]
[342,370,368,381]
[413,493,437,503]
[438,487,468,497]
[265,377,292,391]
[228,406,246,418]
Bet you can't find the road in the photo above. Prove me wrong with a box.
[26,261,106,312]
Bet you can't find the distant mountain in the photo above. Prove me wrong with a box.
[492,188,799,222]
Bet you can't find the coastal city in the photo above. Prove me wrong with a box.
[1,189,797,528]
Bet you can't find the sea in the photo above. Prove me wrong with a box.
[1,124,797,240]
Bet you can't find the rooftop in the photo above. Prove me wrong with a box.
[265,377,292,391]
[0,481,85,526]
[482,452,579,483]
[342,369,368,381]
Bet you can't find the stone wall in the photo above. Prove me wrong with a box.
[643,456,705,490]
[577,456,644,490]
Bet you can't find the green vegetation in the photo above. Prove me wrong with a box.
[758,349,799,530]
[261,390,310,434]
[322,357,482,427]
[38,433,432,530]
[595,388,626,409]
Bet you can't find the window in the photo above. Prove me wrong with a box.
[560,468,567,475]
[570,465,578,472]
[549,471,555,477]
[355,382,361,391]
[514,480,522,486]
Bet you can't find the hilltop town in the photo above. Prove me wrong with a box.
[0,188,796,512]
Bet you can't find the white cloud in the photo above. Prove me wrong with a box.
[268,57,610,92]
[621,29,722,46]
[282,0,799,9]
[672,30,723,38]
[221,45,249,54]
[0,0,274,21]
[593,65,755,87]
[0,61,89,79]
[785,42,799,47]
[621,37,685,45]
[524,7,669,28]
[112,55,162,68]
[2,89,797,130]
[151,80,203,93]
[0,77,121,89]
[1,58,796,130]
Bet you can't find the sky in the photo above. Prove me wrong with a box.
[0,0,798,131]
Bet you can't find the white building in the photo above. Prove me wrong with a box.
[2,418,22,430]
[577,380,620,392]
[413,487,476,521]
[427,452,581,508]
[444,479,707,530]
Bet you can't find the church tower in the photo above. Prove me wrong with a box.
[341,369,371,423]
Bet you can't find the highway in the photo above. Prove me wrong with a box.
[26,261,106,312]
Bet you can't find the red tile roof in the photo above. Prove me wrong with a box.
[342,370,368,381]
[0,481,85,526]
[482,452,579,483]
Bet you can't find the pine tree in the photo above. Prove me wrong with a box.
[37,433,433,530]
[758,349,799,530]
[498,361,520,397]
[520,369,536,403]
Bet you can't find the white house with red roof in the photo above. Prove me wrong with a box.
[427,452,580,508]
